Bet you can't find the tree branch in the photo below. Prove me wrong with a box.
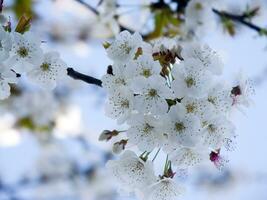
[67,68,102,87]
[73,0,142,35]
[74,0,99,15]
[212,8,267,35]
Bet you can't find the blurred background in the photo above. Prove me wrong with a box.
[0,0,267,199]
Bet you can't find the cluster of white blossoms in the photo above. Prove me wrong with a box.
[184,0,216,36]
[183,0,266,37]
[0,26,67,100]
[100,31,254,200]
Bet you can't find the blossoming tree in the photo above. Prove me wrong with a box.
[0,0,262,199]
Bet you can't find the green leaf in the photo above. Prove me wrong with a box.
[15,14,31,34]
[16,116,54,132]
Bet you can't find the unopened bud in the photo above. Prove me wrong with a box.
[112,139,127,154]
[134,47,143,60]
[4,20,11,32]
[210,150,228,171]
[231,85,241,96]
[107,65,113,75]
[103,41,111,49]
[164,162,176,178]
[15,14,31,34]
[98,129,119,141]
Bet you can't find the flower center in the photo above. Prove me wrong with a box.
[143,123,154,133]
[148,89,158,97]
[142,69,151,78]
[120,100,129,108]
[175,122,185,132]
[185,77,195,88]
[186,103,196,113]
[40,62,51,71]
[115,78,126,85]
[135,161,144,171]
[208,96,216,105]
[207,124,216,133]
[195,2,203,10]
[17,47,29,57]
[120,43,131,54]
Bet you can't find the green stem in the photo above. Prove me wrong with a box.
[152,148,161,162]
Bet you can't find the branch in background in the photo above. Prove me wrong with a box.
[67,68,102,87]
[171,0,190,13]
[73,0,141,35]
[212,8,267,35]
[0,0,4,13]
[74,0,99,15]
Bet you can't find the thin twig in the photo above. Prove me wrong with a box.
[74,0,99,15]
[67,68,102,87]
[152,148,161,162]
[212,8,266,35]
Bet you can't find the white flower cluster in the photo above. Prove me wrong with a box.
[0,27,67,100]
[183,0,266,37]
[101,31,254,199]
[11,90,58,127]
[184,0,217,37]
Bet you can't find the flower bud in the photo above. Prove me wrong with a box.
[107,65,113,75]
[103,41,111,49]
[112,139,127,154]
[210,151,229,171]
[98,129,119,141]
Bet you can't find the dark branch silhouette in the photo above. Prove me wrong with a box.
[74,0,99,15]
[67,68,102,87]
[212,8,267,35]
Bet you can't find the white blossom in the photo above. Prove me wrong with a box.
[0,63,18,100]
[185,0,216,36]
[207,84,233,114]
[231,74,255,107]
[95,0,120,36]
[106,150,156,193]
[106,31,143,62]
[27,52,67,90]
[131,76,173,115]
[172,58,212,98]
[101,62,132,93]
[144,178,184,200]
[202,116,235,150]
[8,32,43,73]
[181,43,223,75]
[170,146,206,168]
[0,26,12,61]
[181,96,214,123]
[127,55,161,79]
[127,114,164,152]
[105,87,134,124]
[164,104,201,147]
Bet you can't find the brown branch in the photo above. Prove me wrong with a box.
[74,0,99,15]
[212,8,267,35]
[67,68,102,87]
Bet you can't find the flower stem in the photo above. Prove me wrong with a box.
[152,148,161,162]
